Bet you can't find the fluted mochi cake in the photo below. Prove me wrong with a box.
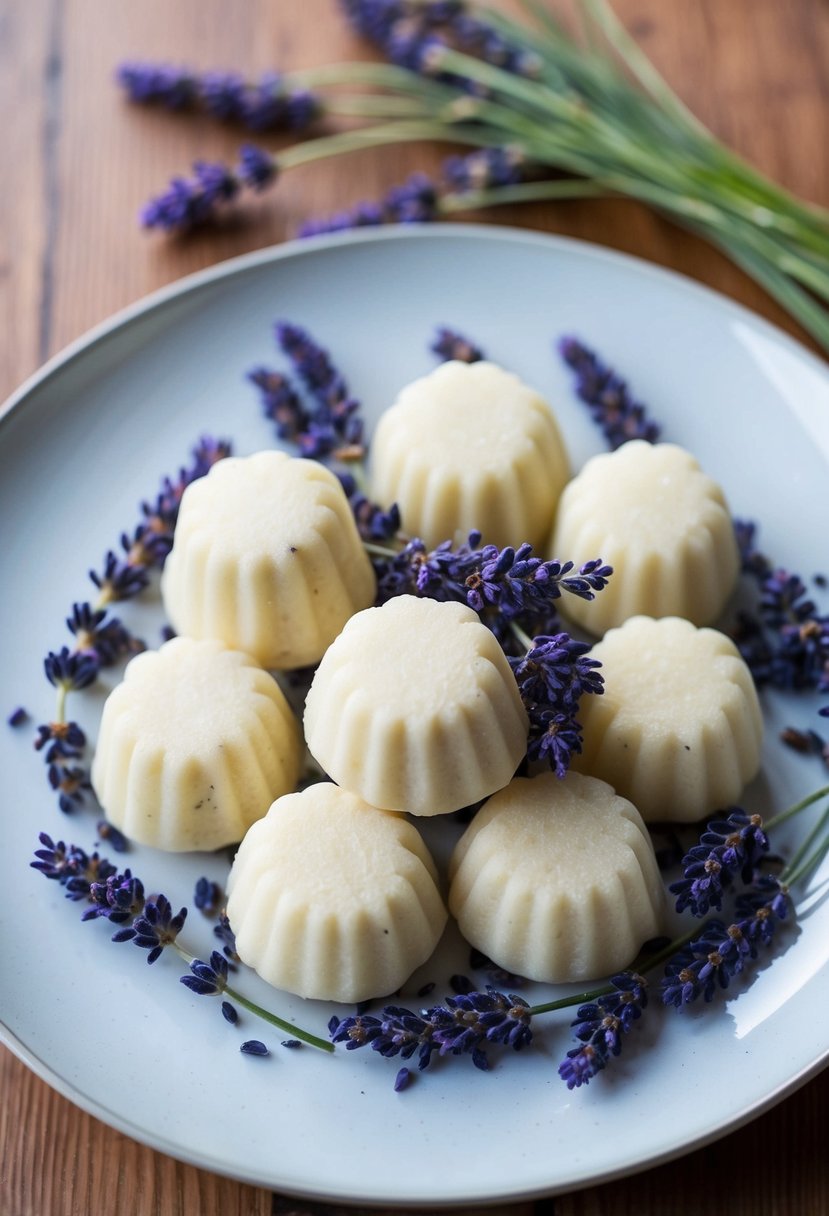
[225,783,448,1002]
[448,771,664,984]
[160,450,375,669]
[573,616,763,822]
[91,637,302,851]
[369,360,570,548]
[304,596,528,816]
[551,440,739,633]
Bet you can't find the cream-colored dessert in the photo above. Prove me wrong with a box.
[369,360,570,548]
[160,450,375,669]
[550,440,739,633]
[448,771,664,984]
[304,596,528,816]
[225,783,447,1002]
[573,615,763,822]
[91,637,302,851]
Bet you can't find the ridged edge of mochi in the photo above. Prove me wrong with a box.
[369,365,570,548]
[160,455,376,668]
[91,642,302,851]
[551,442,739,632]
[574,621,764,822]
[226,790,447,1002]
[448,772,664,983]
[304,603,528,815]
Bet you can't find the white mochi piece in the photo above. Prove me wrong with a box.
[226,783,447,1002]
[303,596,529,817]
[91,637,302,851]
[551,440,740,633]
[160,450,376,669]
[573,615,763,822]
[369,360,570,548]
[448,771,665,984]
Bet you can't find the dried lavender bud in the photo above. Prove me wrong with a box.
[194,876,223,916]
[394,1067,412,1091]
[240,1040,270,1056]
[7,707,28,727]
[96,819,129,853]
[221,1001,238,1024]
[181,951,230,996]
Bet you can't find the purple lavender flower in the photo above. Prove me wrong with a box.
[442,146,524,192]
[394,1066,412,1091]
[121,894,187,964]
[82,871,145,923]
[728,518,829,694]
[181,950,230,996]
[662,878,789,1007]
[141,159,240,231]
[237,144,278,190]
[31,833,115,896]
[669,809,769,916]
[340,0,540,81]
[96,819,129,853]
[214,912,240,962]
[329,987,533,1073]
[510,634,604,777]
[337,471,401,542]
[247,367,310,441]
[374,533,611,639]
[44,646,99,692]
[222,1001,238,1024]
[34,720,86,759]
[194,876,223,916]
[558,972,648,1089]
[116,63,199,109]
[271,322,366,459]
[558,337,661,449]
[430,326,485,363]
[89,550,150,603]
[118,62,321,134]
[7,706,28,727]
[66,602,141,666]
[298,172,438,238]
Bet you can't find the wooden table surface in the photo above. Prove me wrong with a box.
[2,1,828,1213]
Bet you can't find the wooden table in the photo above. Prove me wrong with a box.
[1,2,827,1213]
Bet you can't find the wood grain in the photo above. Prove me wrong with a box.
[1,2,828,1214]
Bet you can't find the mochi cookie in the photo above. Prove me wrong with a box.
[369,360,570,548]
[448,771,664,984]
[161,450,375,669]
[225,783,448,1003]
[551,440,739,633]
[573,616,763,822]
[91,637,302,851]
[304,596,528,816]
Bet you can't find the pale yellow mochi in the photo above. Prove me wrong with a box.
[91,637,302,852]
[573,616,763,823]
[160,450,375,669]
[303,596,528,816]
[369,360,570,548]
[551,440,739,634]
[225,783,448,1002]
[448,771,664,984]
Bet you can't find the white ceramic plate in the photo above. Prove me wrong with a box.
[2,225,829,1208]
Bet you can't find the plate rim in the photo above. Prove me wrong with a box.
[3,221,829,1205]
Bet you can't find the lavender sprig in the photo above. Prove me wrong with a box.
[431,325,485,363]
[662,878,790,1007]
[328,987,533,1082]
[30,834,332,1051]
[141,148,277,231]
[669,809,770,916]
[117,63,321,134]
[558,972,648,1089]
[373,532,611,638]
[558,337,661,449]
[732,520,829,703]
